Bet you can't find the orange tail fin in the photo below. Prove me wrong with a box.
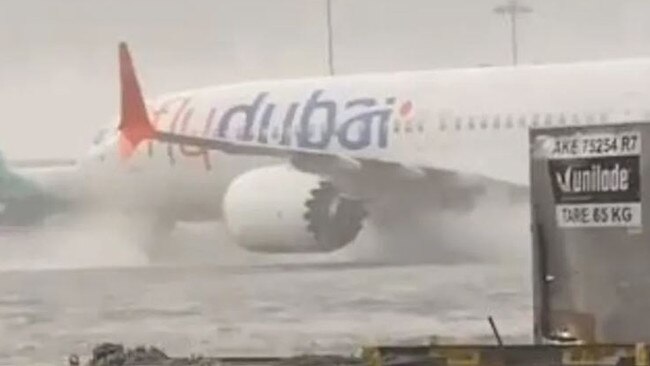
[117,42,156,159]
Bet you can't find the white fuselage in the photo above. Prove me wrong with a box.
[110,58,650,189]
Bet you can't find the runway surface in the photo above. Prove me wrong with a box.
[0,224,532,365]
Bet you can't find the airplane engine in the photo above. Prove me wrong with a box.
[223,165,367,253]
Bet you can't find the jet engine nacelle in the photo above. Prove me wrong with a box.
[223,165,367,253]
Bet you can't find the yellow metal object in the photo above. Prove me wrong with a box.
[635,343,647,366]
[429,347,481,366]
[364,343,645,366]
[561,345,632,365]
[361,347,383,366]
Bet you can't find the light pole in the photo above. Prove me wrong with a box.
[493,0,532,66]
[325,0,335,75]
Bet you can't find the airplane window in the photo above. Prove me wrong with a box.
[571,114,580,125]
[393,124,400,133]
[544,114,553,126]
[439,117,447,131]
[455,117,462,130]
[517,115,527,128]
[531,113,540,127]
[405,121,413,133]
[558,114,567,125]
[492,115,501,129]
[585,114,595,124]
[480,116,488,129]
[468,117,475,130]
[599,113,609,124]
[505,115,514,129]
[417,124,424,133]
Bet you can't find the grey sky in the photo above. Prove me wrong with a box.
[1,0,650,159]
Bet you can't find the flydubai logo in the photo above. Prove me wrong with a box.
[144,89,415,170]
[214,89,414,151]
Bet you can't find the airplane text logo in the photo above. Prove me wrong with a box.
[214,89,413,151]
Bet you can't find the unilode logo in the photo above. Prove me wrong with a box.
[555,164,630,194]
[214,89,414,151]
[549,156,640,204]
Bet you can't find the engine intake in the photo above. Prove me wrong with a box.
[223,165,366,253]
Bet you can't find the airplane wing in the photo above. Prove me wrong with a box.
[116,42,525,199]
[8,158,77,169]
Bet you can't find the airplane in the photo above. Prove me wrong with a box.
[0,155,78,227]
[5,42,649,258]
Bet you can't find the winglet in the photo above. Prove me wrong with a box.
[117,42,156,159]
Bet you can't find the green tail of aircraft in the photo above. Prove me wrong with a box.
[0,152,68,226]
[0,152,43,200]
